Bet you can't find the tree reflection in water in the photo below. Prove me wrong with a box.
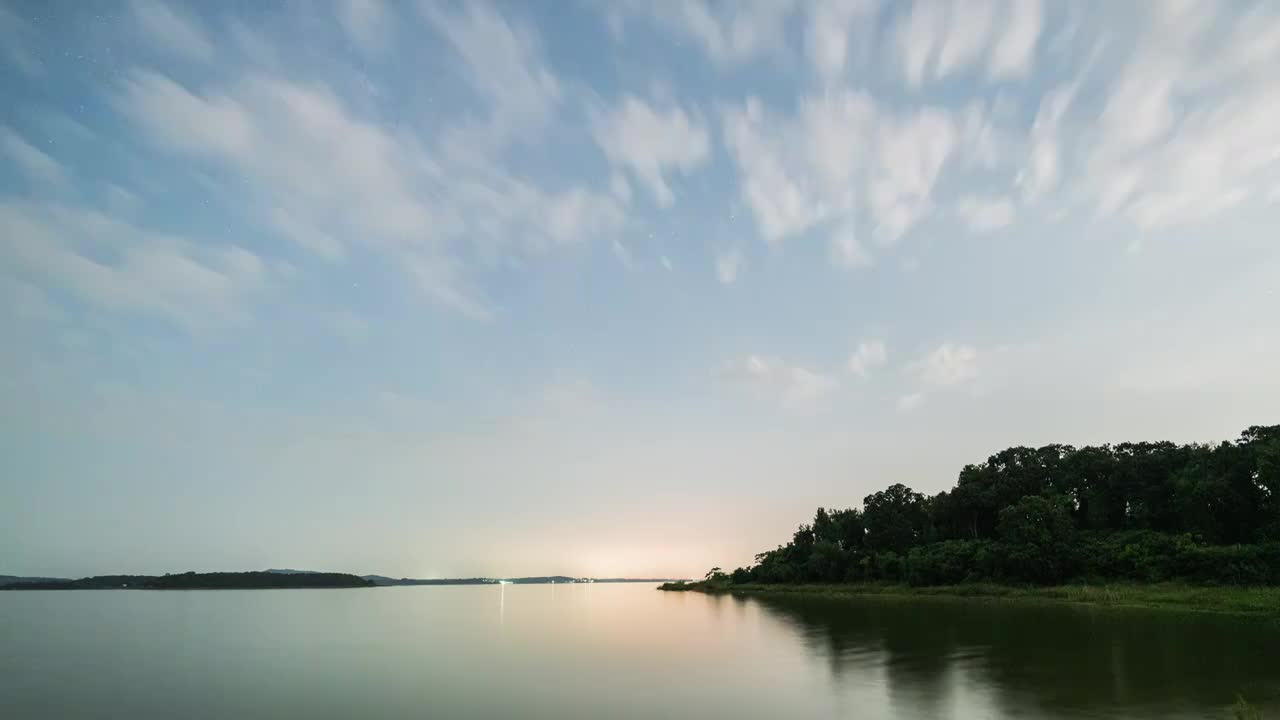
[747,592,1280,719]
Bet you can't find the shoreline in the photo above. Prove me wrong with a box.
[660,581,1280,617]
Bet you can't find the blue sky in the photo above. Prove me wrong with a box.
[3,0,1279,579]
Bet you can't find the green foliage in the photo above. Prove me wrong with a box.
[707,424,1280,589]
[873,551,904,582]
[997,494,1074,547]
[905,540,993,586]
[863,484,927,554]
[806,540,845,582]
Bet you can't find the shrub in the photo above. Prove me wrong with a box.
[906,540,990,586]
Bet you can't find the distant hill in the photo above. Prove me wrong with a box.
[363,576,499,586]
[3,571,680,589]
[0,575,69,587]
[1,571,373,590]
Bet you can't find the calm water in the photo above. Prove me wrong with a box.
[2,584,1278,719]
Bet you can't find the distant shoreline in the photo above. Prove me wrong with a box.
[659,581,1280,617]
[1,571,373,591]
[1,571,686,591]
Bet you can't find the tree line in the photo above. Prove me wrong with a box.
[2,571,374,590]
[714,425,1280,587]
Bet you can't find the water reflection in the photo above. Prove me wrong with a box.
[749,593,1280,719]
[4,585,1277,719]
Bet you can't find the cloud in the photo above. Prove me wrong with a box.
[542,187,626,247]
[728,354,839,409]
[618,0,796,66]
[715,249,743,284]
[894,343,981,411]
[1082,3,1280,231]
[113,64,620,317]
[0,199,267,330]
[115,69,433,252]
[660,255,673,271]
[723,91,959,258]
[912,343,979,387]
[956,195,1015,232]
[868,106,956,242]
[894,0,944,87]
[339,0,389,52]
[426,0,561,151]
[0,127,64,187]
[988,0,1043,79]
[805,0,881,81]
[591,96,710,207]
[129,0,214,62]
[1018,82,1076,201]
[722,97,833,244]
[847,340,887,377]
[937,0,996,79]
[893,0,1040,86]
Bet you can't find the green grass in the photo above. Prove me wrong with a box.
[659,580,1280,617]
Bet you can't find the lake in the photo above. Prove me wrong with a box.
[2,584,1277,718]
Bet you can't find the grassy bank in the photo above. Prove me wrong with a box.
[659,580,1280,617]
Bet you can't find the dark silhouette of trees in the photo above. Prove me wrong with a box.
[863,484,927,554]
[717,424,1280,587]
[3,571,373,591]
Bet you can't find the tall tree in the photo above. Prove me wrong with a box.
[863,484,927,554]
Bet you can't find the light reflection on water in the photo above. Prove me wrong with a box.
[1,584,1276,719]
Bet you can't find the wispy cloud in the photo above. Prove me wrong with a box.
[894,0,1042,86]
[1081,3,1280,231]
[912,342,980,388]
[805,0,880,81]
[592,96,709,207]
[894,343,981,411]
[726,354,839,410]
[425,0,561,152]
[988,0,1043,79]
[6,0,1280,580]
[112,30,620,317]
[848,340,888,378]
[617,0,796,66]
[129,0,214,62]
[0,127,64,188]
[0,199,268,330]
[723,91,960,261]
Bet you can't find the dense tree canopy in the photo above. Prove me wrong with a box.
[720,425,1280,587]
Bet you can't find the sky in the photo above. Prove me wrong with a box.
[2,0,1279,580]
